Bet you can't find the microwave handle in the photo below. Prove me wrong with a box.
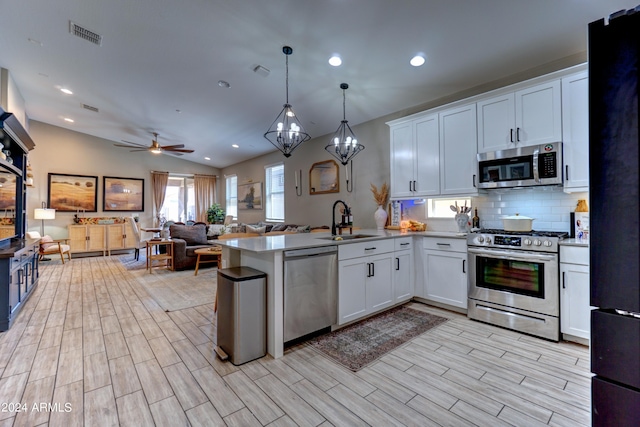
[532,148,540,182]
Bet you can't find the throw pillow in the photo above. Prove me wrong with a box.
[246,224,267,234]
[296,225,311,233]
[40,235,57,250]
[285,226,298,232]
[169,224,208,245]
[207,224,225,237]
[271,223,290,232]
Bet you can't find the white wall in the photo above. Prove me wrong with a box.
[26,121,220,239]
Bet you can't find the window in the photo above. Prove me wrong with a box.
[225,175,238,219]
[265,163,285,222]
[426,197,472,218]
[160,176,195,222]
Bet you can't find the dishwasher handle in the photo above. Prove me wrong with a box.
[284,246,338,259]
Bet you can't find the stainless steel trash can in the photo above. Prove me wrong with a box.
[217,266,266,365]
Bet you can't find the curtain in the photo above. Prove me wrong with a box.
[194,174,217,223]
[151,171,169,226]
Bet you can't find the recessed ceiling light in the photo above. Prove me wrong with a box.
[410,54,426,67]
[28,38,43,46]
[328,55,342,66]
[232,144,239,148]
[204,156,211,160]
[60,88,73,95]
[63,117,74,123]
[218,80,230,88]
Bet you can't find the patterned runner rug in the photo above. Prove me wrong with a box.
[307,305,448,371]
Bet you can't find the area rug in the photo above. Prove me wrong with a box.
[307,305,448,371]
[119,256,218,312]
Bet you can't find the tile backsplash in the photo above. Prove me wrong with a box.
[403,187,589,232]
[472,187,588,231]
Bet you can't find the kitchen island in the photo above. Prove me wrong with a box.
[215,229,466,358]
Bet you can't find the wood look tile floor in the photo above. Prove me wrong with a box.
[0,256,592,426]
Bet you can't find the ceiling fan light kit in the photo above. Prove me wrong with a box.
[264,46,311,158]
[325,83,365,166]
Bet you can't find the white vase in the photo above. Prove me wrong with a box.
[374,205,388,230]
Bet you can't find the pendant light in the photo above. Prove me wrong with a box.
[325,83,364,165]
[264,46,311,157]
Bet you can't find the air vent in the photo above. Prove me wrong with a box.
[81,103,99,113]
[69,21,102,46]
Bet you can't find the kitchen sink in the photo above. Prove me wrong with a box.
[317,234,378,241]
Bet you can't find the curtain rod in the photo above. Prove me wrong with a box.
[150,171,218,178]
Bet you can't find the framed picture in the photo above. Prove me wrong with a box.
[309,159,339,195]
[48,173,98,212]
[103,176,144,212]
[238,182,263,210]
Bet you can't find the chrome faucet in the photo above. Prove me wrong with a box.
[331,200,350,236]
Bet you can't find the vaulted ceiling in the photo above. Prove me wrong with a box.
[0,0,635,168]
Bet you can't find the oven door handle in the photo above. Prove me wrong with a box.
[468,247,556,263]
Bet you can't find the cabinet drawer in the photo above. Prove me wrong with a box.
[338,239,394,260]
[423,237,466,252]
[560,245,589,265]
[394,236,413,251]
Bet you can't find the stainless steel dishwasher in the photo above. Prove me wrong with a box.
[283,245,338,342]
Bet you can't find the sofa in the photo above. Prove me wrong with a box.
[207,222,324,238]
[168,223,218,270]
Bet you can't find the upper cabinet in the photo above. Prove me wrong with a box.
[439,103,478,195]
[477,80,562,153]
[561,71,589,191]
[389,113,440,199]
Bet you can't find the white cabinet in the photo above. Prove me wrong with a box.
[562,71,589,191]
[560,245,592,341]
[422,237,468,310]
[477,80,562,152]
[439,103,478,195]
[337,239,395,325]
[393,237,413,303]
[389,113,439,198]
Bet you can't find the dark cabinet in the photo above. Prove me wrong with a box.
[0,240,39,331]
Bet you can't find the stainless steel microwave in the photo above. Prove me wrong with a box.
[477,142,563,189]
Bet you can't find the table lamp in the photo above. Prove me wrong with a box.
[34,201,56,236]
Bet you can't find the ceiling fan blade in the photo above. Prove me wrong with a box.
[166,148,194,153]
[129,149,149,152]
[159,144,185,149]
[120,140,148,148]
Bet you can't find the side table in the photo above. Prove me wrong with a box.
[146,239,174,272]
[194,246,222,276]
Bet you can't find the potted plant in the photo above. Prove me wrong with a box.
[207,203,225,224]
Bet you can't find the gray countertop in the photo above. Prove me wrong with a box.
[560,238,590,247]
[215,229,467,253]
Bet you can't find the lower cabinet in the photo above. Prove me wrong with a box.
[1,240,39,331]
[338,239,395,325]
[422,237,468,310]
[393,237,413,303]
[560,245,592,341]
[106,223,136,254]
[69,223,136,256]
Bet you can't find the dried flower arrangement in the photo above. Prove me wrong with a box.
[370,182,389,207]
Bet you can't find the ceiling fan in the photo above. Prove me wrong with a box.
[114,132,194,156]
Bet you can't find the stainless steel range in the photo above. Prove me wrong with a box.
[467,229,568,341]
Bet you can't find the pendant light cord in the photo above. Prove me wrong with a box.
[285,53,289,104]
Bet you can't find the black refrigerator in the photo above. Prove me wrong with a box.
[589,9,640,427]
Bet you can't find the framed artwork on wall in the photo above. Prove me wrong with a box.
[238,182,263,210]
[103,176,144,212]
[48,173,98,212]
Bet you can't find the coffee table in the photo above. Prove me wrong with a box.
[194,246,222,276]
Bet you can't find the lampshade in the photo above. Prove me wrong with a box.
[264,46,311,158]
[34,208,55,220]
[325,83,365,165]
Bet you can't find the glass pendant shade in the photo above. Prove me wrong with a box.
[264,46,311,157]
[325,83,364,165]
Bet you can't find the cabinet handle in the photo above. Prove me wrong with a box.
[395,257,400,271]
[562,271,565,289]
[413,180,416,192]
[516,127,521,142]
[472,174,476,188]
[365,247,376,251]
[436,243,451,246]
[409,181,412,192]
[371,262,375,277]
[400,242,410,246]
[510,128,514,143]
[565,165,569,181]
[366,263,371,277]
[462,259,466,274]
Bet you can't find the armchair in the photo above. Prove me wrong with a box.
[25,231,72,264]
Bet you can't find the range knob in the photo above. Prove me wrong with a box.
[543,240,553,247]
[533,239,542,246]
[477,236,484,243]
[523,238,532,246]
[485,237,492,244]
